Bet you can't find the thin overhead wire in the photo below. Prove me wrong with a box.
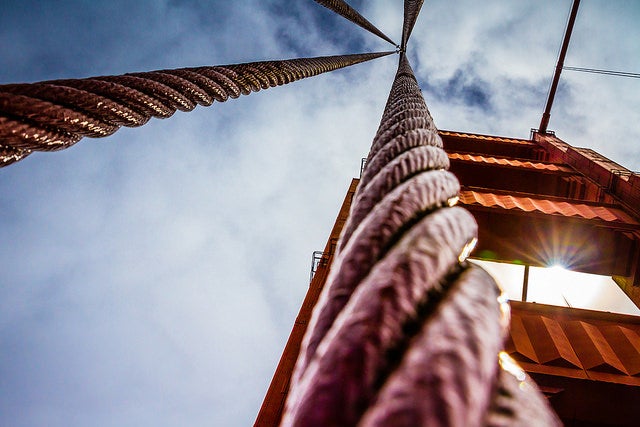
[0,51,393,167]
[563,66,640,79]
[313,0,396,46]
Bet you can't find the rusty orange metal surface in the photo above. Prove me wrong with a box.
[449,152,573,172]
[460,189,639,225]
[507,301,640,425]
[508,301,640,384]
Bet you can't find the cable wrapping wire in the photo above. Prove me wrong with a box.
[0,51,393,167]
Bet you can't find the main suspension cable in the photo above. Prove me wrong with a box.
[0,51,393,167]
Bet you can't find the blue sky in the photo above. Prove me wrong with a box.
[1,1,639,426]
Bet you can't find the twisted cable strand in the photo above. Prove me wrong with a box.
[313,0,396,45]
[358,265,505,427]
[221,65,261,93]
[0,143,31,167]
[370,116,436,156]
[297,170,461,375]
[0,83,148,127]
[192,68,242,99]
[0,92,120,138]
[0,51,392,167]
[0,114,81,151]
[128,71,214,106]
[345,145,451,244]
[360,128,443,187]
[52,78,176,118]
[162,69,229,103]
[380,100,430,123]
[285,207,479,426]
[95,75,198,112]
[485,355,562,427]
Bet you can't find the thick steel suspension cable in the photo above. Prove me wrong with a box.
[0,51,393,168]
[282,4,561,425]
[313,0,396,46]
[283,52,560,427]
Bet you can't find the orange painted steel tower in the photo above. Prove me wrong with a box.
[257,129,640,426]
[446,129,640,426]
